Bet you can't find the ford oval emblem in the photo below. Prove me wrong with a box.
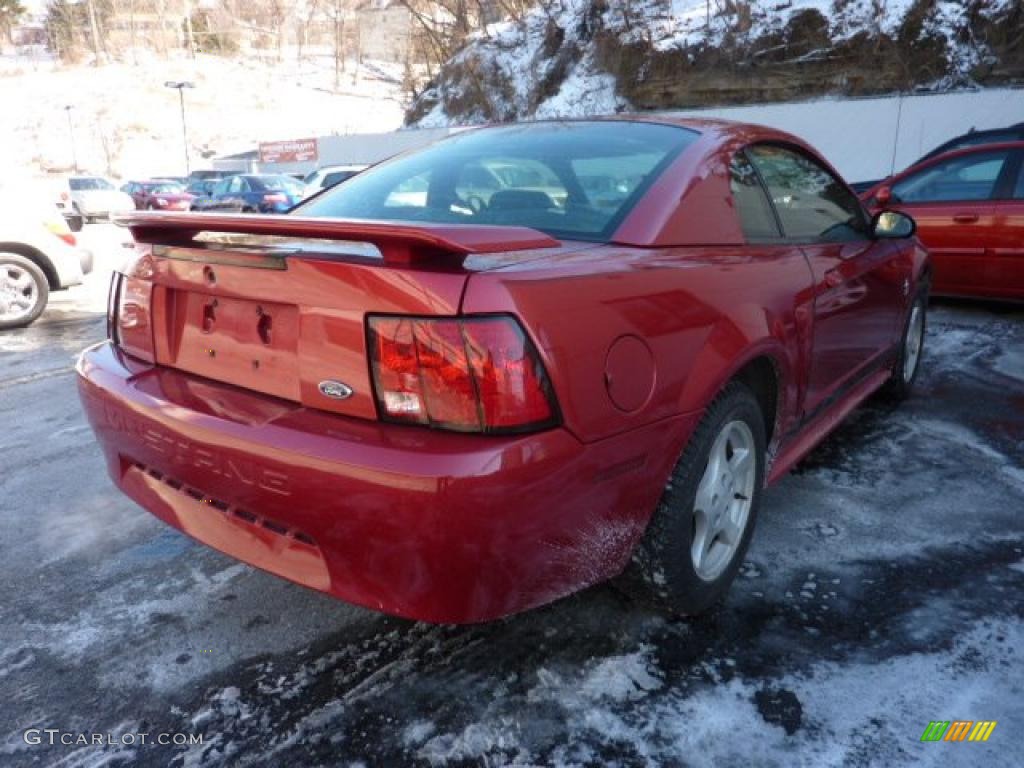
[318,380,353,400]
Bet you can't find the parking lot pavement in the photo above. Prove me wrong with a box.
[1,237,1022,766]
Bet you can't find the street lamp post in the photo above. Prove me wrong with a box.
[164,81,195,174]
[64,105,78,172]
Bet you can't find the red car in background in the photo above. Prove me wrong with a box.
[862,142,1024,301]
[121,180,195,211]
[77,119,928,623]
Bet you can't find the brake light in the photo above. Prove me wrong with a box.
[263,193,287,204]
[368,316,558,433]
[110,251,156,363]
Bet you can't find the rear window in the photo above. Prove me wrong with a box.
[253,176,304,194]
[70,177,113,191]
[296,121,699,241]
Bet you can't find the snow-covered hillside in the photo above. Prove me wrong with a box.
[0,51,406,180]
[409,0,1023,126]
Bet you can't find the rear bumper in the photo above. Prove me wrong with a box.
[77,341,695,623]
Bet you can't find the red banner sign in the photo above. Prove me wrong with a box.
[259,138,318,164]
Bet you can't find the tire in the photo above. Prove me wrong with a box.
[0,253,49,330]
[881,288,927,400]
[622,381,766,615]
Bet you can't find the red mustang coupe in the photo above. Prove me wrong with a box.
[77,119,928,623]
[862,141,1024,301]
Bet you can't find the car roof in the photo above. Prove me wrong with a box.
[920,124,1024,158]
[471,117,837,248]
[894,140,1024,178]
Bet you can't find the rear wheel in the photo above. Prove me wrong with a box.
[623,381,766,615]
[0,253,49,330]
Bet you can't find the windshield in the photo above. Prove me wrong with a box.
[296,121,699,241]
[146,183,184,194]
[70,177,114,191]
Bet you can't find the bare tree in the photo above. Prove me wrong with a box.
[399,0,485,78]
[321,0,357,90]
[0,0,26,46]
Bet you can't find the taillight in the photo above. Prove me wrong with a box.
[110,251,155,363]
[263,193,287,204]
[368,315,558,434]
[44,218,76,246]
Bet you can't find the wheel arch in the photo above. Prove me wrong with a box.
[0,242,60,290]
[730,354,782,447]
[678,323,794,452]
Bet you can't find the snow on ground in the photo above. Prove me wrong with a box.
[0,51,406,180]
[1,281,1022,766]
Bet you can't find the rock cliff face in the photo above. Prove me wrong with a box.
[407,0,1024,126]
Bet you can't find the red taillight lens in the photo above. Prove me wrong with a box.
[368,315,558,433]
[263,193,287,204]
[111,272,155,363]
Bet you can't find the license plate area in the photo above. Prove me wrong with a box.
[164,290,301,401]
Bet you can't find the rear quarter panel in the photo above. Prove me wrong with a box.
[462,244,816,446]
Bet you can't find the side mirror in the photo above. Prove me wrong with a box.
[874,185,893,206]
[872,210,916,239]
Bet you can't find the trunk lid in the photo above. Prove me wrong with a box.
[116,211,562,420]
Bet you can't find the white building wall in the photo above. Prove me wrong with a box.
[666,87,1024,183]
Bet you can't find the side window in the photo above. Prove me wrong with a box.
[227,177,243,194]
[1014,158,1024,200]
[891,151,1010,203]
[746,144,868,242]
[730,150,780,240]
[213,179,231,196]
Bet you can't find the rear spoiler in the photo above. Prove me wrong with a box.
[112,211,561,265]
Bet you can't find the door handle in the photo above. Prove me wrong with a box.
[953,213,980,224]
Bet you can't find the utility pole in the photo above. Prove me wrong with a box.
[64,105,78,172]
[164,81,195,174]
[85,0,102,64]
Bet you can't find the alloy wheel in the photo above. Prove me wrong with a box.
[691,420,757,582]
[0,264,40,325]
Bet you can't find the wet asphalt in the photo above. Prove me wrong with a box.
[1,225,1022,767]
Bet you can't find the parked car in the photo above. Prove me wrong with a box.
[1,187,93,329]
[187,169,227,183]
[121,180,195,211]
[861,141,1023,301]
[78,119,927,623]
[302,164,368,198]
[184,179,217,210]
[68,176,135,222]
[43,178,84,231]
[850,122,1024,193]
[190,174,305,213]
